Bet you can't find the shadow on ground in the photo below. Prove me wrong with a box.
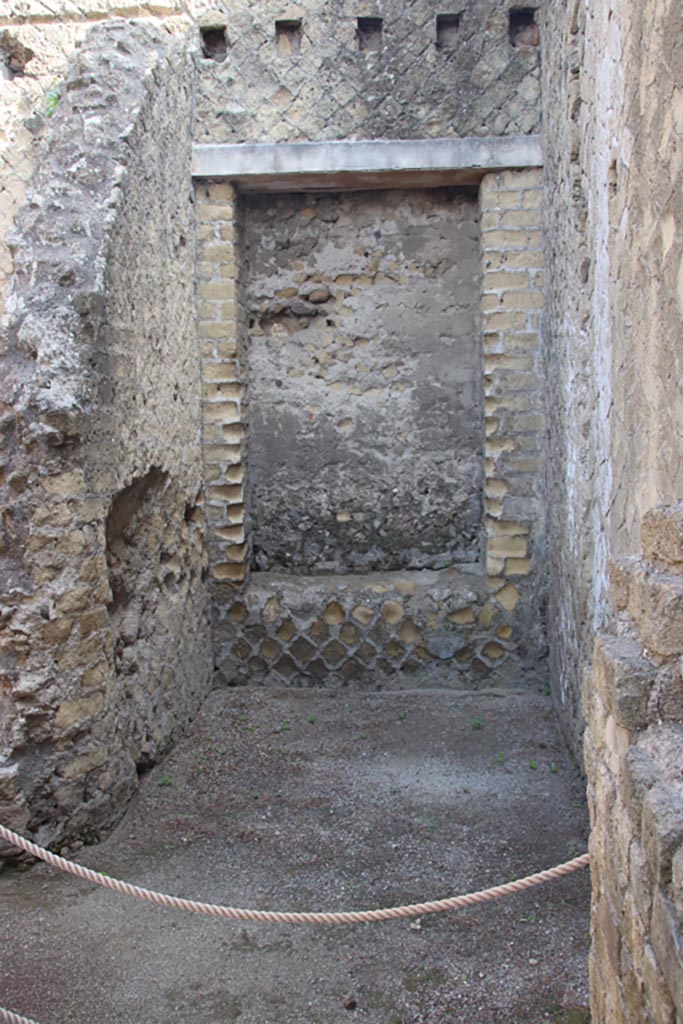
[0,688,591,1024]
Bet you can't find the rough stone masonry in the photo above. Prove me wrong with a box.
[0,0,682,1021]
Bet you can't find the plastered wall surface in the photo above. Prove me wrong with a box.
[243,188,483,576]
[0,22,212,848]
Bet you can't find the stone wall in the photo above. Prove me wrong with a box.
[243,187,483,576]
[585,505,683,1024]
[542,0,683,754]
[199,168,548,690]
[0,21,212,850]
[194,0,542,146]
[0,0,193,321]
[542,0,683,1019]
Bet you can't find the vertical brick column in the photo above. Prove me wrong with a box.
[195,182,249,584]
[479,169,545,588]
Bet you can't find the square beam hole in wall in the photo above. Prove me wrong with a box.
[436,14,461,50]
[357,17,383,52]
[508,8,540,47]
[276,19,303,56]
[242,188,484,576]
[200,26,228,62]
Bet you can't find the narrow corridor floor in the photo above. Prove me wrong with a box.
[0,688,590,1024]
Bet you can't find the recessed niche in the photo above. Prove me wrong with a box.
[242,188,483,575]
[509,8,540,47]
[357,17,383,53]
[436,14,461,50]
[200,26,228,62]
[276,19,303,56]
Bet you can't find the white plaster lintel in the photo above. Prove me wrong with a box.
[192,135,543,191]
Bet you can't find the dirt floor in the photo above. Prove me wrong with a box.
[0,687,591,1024]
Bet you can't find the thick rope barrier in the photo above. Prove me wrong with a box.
[0,1010,41,1024]
[0,823,589,925]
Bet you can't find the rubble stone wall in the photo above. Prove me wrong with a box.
[584,505,683,1024]
[243,187,484,576]
[0,21,212,849]
[543,0,683,1019]
[0,0,192,320]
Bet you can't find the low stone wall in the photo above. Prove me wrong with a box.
[0,22,212,850]
[214,569,531,689]
[585,503,683,1023]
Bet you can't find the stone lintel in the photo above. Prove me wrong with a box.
[192,135,543,192]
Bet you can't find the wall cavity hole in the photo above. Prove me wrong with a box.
[357,17,383,52]
[436,13,461,50]
[509,8,540,47]
[276,20,302,56]
[0,31,34,78]
[200,26,228,62]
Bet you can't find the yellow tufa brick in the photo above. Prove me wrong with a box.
[202,381,244,401]
[485,394,531,414]
[202,362,239,384]
[226,503,246,524]
[482,642,505,661]
[486,553,506,576]
[226,543,248,562]
[484,354,535,371]
[215,525,245,543]
[485,497,504,518]
[505,557,532,576]
[501,209,542,228]
[199,281,232,300]
[207,484,244,503]
[206,180,236,201]
[482,271,530,290]
[499,290,544,311]
[447,608,476,625]
[496,583,521,611]
[203,400,240,421]
[212,563,246,582]
[486,518,529,536]
[200,242,236,263]
[488,536,528,558]
[483,311,527,331]
[498,169,542,190]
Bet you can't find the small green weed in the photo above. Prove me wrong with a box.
[472,716,483,730]
[45,88,60,116]
[529,759,538,770]
[491,752,504,765]
[157,774,173,787]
